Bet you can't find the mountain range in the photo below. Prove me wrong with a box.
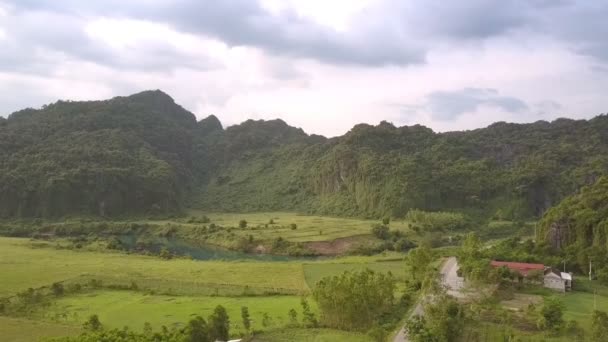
[1,90,607,220]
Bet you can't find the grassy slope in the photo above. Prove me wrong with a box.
[192,211,412,243]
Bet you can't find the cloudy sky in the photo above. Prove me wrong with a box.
[1,0,607,136]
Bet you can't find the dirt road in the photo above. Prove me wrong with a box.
[393,257,464,342]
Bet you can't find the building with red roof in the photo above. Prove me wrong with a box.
[490,260,572,292]
[490,260,545,277]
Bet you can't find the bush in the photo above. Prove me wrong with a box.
[239,220,248,229]
[371,224,390,240]
[290,223,297,230]
[51,282,64,296]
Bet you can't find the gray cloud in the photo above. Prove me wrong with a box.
[427,88,528,120]
[5,0,608,68]
[0,6,215,74]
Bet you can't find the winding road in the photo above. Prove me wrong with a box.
[393,257,464,342]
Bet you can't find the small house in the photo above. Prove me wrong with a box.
[490,260,572,292]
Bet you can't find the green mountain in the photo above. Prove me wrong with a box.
[1,90,607,219]
[539,176,608,250]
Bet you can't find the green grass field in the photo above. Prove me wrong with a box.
[0,237,308,297]
[35,290,317,334]
[562,291,608,329]
[0,317,80,342]
[186,211,412,243]
[303,260,406,288]
[0,236,408,341]
[252,328,372,341]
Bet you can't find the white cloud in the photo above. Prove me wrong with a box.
[1,0,608,137]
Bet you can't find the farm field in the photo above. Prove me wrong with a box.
[34,291,317,335]
[303,260,406,288]
[186,211,413,243]
[252,327,373,341]
[0,237,308,297]
[0,236,407,341]
[0,317,80,342]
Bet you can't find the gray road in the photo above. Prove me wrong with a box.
[393,257,464,342]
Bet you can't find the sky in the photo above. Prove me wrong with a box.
[1,0,608,137]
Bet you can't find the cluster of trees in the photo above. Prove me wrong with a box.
[405,294,465,342]
[4,90,607,220]
[405,210,468,232]
[370,224,416,252]
[313,269,396,331]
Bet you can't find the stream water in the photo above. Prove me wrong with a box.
[117,235,314,262]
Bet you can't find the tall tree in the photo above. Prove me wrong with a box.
[208,305,229,341]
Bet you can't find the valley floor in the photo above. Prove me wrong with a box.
[0,236,407,341]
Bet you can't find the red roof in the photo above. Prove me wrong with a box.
[490,260,545,276]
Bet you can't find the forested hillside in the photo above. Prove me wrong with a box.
[539,176,608,251]
[1,90,607,219]
[0,91,200,217]
[198,115,608,220]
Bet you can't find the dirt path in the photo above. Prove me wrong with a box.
[393,257,465,342]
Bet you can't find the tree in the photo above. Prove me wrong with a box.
[208,305,229,341]
[591,310,608,342]
[371,224,390,239]
[83,314,102,331]
[186,316,209,342]
[262,312,272,327]
[239,220,247,228]
[405,295,465,342]
[159,247,172,260]
[382,217,390,225]
[288,308,298,326]
[241,306,251,332]
[313,270,395,331]
[538,297,564,330]
[143,322,153,337]
[51,282,64,296]
[368,326,389,342]
[300,297,318,328]
[407,246,433,282]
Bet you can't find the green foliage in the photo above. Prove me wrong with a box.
[3,91,608,220]
[208,305,229,341]
[371,224,390,239]
[406,246,434,282]
[238,220,248,229]
[241,306,251,331]
[83,314,102,331]
[186,316,209,342]
[0,90,202,218]
[406,209,468,232]
[405,294,465,342]
[537,297,564,330]
[51,282,64,296]
[591,310,608,342]
[300,297,318,328]
[458,233,492,283]
[538,176,608,268]
[313,269,395,331]
[288,308,298,326]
